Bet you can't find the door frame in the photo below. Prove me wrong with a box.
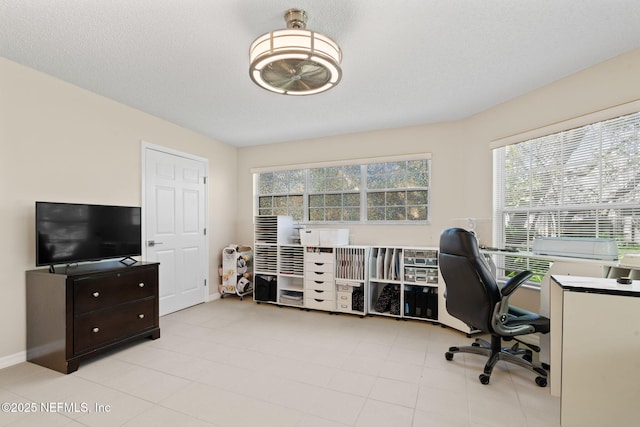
[140,140,210,306]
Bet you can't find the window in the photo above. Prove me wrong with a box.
[308,165,361,222]
[256,169,305,219]
[366,160,430,222]
[494,111,640,281]
[255,155,431,223]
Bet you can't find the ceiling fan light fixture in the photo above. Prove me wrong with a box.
[249,9,342,96]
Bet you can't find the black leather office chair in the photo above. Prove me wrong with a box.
[439,228,550,387]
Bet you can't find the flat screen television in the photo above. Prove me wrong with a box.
[36,201,142,266]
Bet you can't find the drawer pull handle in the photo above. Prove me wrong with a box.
[92,292,100,298]
[92,327,100,333]
[138,314,145,319]
[139,283,145,288]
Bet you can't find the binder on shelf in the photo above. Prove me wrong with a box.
[376,248,384,279]
[393,248,401,280]
[384,248,392,279]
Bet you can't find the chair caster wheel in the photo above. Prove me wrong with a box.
[523,353,532,362]
[535,376,547,387]
[445,352,454,361]
[479,374,490,385]
[471,342,480,347]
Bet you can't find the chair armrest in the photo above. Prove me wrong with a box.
[493,270,535,336]
[501,270,533,297]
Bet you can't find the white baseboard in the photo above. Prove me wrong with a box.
[0,351,26,370]
[207,292,221,302]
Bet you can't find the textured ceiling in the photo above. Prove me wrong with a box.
[2,0,640,147]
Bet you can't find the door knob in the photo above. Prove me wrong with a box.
[147,240,163,247]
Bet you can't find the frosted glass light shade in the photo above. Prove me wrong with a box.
[249,28,342,95]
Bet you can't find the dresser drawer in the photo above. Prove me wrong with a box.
[305,279,334,292]
[74,268,156,314]
[305,250,334,264]
[337,291,353,305]
[306,289,334,301]
[74,298,156,353]
[306,270,334,282]
[305,297,335,311]
[305,261,334,273]
[336,301,353,313]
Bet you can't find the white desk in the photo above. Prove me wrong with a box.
[550,275,640,427]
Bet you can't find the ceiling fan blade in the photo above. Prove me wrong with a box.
[260,58,331,91]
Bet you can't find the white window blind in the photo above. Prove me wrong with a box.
[494,112,640,270]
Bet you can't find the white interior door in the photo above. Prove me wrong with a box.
[144,146,208,315]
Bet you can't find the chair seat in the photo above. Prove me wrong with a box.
[507,306,550,334]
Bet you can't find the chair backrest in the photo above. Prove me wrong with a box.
[438,228,501,333]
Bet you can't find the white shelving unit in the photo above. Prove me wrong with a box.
[278,244,305,307]
[252,217,472,332]
[368,246,439,321]
[402,248,439,321]
[368,247,403,318]
[254,215,298,304]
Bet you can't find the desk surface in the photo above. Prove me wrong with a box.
[551,274,640,297]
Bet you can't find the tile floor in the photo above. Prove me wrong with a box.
[0,298,560,426]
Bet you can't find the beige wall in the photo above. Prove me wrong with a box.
[0,58,237,362]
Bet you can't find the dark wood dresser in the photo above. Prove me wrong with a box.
[26,261,160,374]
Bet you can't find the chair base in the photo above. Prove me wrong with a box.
[445,334,548,387]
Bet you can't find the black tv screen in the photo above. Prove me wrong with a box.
[36,202,142,266]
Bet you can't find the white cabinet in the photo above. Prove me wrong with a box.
[551,275,640,427]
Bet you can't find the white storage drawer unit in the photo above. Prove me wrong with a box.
[336,291,353,311]
[304,247,335,311]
